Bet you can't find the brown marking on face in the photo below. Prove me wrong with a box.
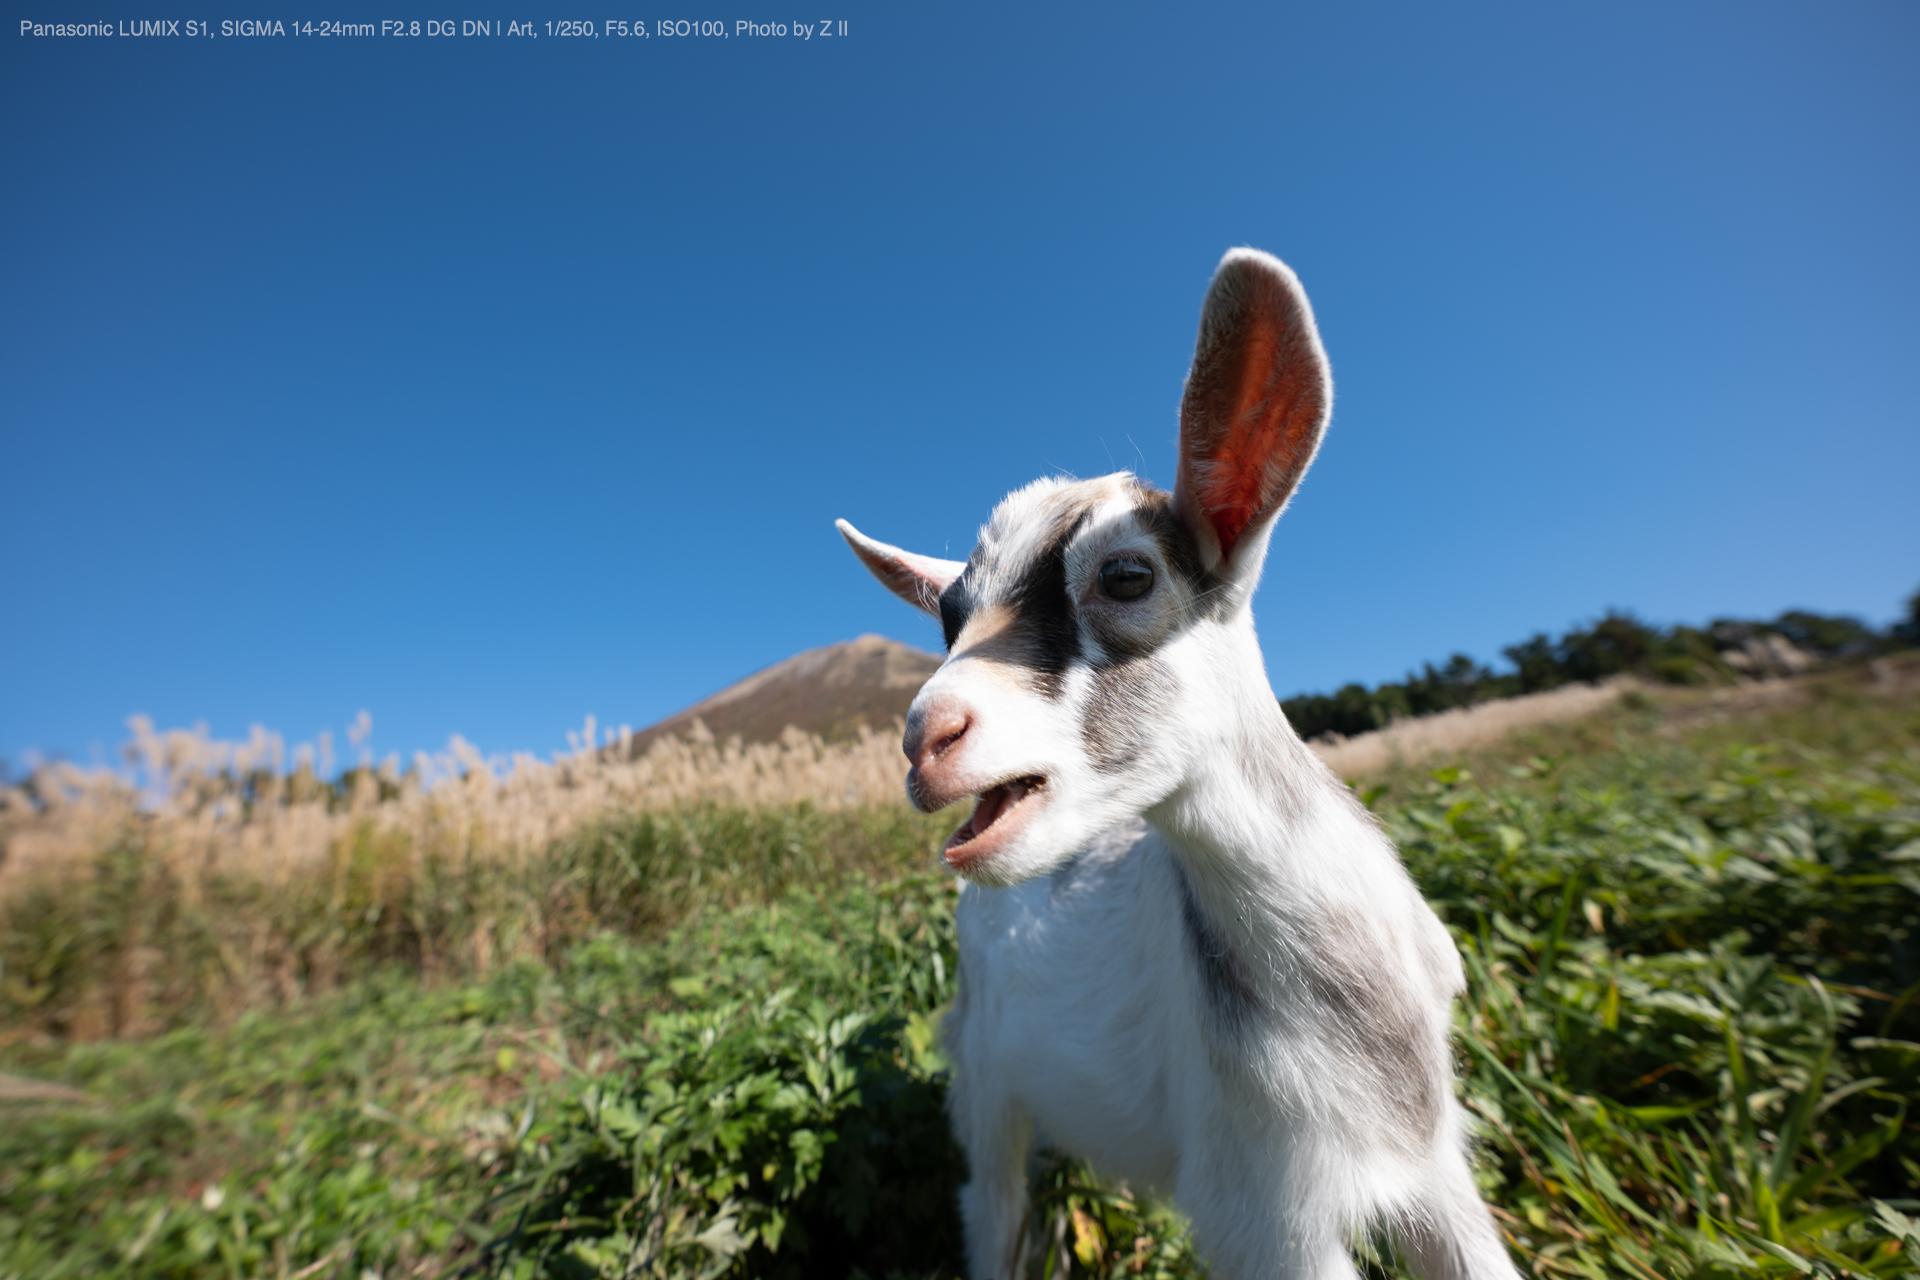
[950,603,1070,697]
[949,601,1016,653]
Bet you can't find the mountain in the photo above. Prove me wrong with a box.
[622,635,942,755]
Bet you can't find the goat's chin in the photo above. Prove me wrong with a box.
[941,777,1065,886]
[949,839,1065,888]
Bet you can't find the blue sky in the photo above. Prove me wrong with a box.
[3,0,1916,771]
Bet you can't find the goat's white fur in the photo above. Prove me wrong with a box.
[838,249,1518,1280]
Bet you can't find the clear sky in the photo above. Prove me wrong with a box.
[3,0,1916,772]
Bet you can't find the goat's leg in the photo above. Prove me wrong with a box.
[954,1097,1033,1280]
[1177,1141,1364,1280]
[1310,1246,1366,1280]
[1396,1149,1521,1280]
[1190,1224,1364,1280]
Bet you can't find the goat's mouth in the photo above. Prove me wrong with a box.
[944,774,1047,870]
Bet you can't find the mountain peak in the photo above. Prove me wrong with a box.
[624,635,941,755]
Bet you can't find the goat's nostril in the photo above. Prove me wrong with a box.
[904,709,971,770]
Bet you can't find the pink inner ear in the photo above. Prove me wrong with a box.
[1184,302,1327,565]
[1203,322,1284,560]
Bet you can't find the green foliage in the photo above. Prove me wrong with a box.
[1895,590,1920,650]
[0,971,539,1278]
[1282,654,1500,741]
[467,877,966,1279]
[1388,739,1920,1278]
[1504,614,1737,692]
[1767,613,1889,664]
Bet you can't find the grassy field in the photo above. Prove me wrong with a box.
[4,663,1919,1278]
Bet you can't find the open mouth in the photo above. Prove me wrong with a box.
[944,774,1046,864]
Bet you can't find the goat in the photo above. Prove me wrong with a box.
[836,249,1520,1280]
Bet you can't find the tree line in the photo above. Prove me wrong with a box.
[1280,587,1920,742]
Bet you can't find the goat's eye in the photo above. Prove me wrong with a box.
[1098,558,1154,601]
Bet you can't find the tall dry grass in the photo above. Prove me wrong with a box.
[2,714,913,891]
[0,716,936,1040]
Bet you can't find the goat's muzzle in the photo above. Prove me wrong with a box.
[903,701,972,814]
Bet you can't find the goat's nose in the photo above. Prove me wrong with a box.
[903,704,971,773]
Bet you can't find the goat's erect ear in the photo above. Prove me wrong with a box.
[1174,248,1332,574]
[836,519,965,618]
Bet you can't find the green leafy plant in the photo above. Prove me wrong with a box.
[462,876,967,1280]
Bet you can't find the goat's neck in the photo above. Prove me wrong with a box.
[1145,621,1364,946]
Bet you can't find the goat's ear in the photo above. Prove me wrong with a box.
[836,519,965,618]
[1173,248,1332,576]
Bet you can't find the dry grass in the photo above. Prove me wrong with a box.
[18,662,1892,893]
[1310,676,1639,777]
[1,715,913,897]
[1306,657,1920,778]
[0,716,932,1039]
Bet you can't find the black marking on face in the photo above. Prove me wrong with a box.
[939,566,976,651]
[1081,654,1178,774]
[954,483,1202,693]
[1005,505,1091,697]
[1132,488,1210,592]
[1174,862,1260,1037]
[950,501,1092,696]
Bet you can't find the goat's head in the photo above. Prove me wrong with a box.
[838,248,1331,885]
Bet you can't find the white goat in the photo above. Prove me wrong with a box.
[836,249,1520,1280]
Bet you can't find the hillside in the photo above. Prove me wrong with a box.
[621,634,941,755]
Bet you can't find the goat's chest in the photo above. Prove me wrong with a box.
[950,824,1264,1186]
